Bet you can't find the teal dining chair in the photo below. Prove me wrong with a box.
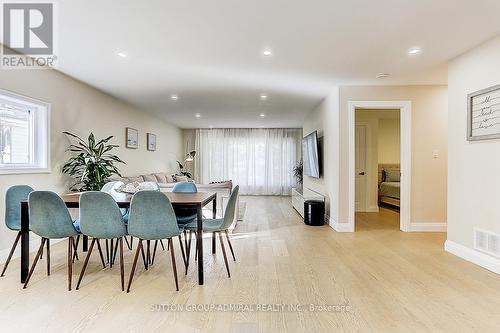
[126,190,187,292]
[23,191,80,291]
[76,191,128,291]
[101,181,133,255]
[172,181,198,253]
[185,185,239,278]
[1,185,34,277]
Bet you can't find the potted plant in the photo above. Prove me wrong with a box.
[62,131,125,191]
[293,160,303,192]
[176,160,192,179]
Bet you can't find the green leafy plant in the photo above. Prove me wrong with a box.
[62,131,125,191]
[293,160,303,184]
[176,160,192,179]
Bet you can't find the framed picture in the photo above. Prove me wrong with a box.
[468,84,500,141]
[126,127,138,149]
[147,133,156,151]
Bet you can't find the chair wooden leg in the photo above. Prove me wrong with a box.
[124,236,132,250]
[224,230,236,261]
[40,237,43,260]
[76,238,96,290]
[46,239,50,276]
[146,240,151,265]
[1,231,21,277]
[112,238,119,266]
[151,240,159,265]
[23,238,46,289]
[72,235,80,262]
[167,238,170,251]
[218,232,231,278]
[140,242,148,270]
[169,238,179,291]
[212,232,216,254]
[68,237,73,291]
[119,237,124,291]
[109,239,114,268]
[159,239,165,251]
[130,236,134,250]
[105,239,109,263]
[127,240,143,293]
[95,239,106,269]
[178,235,187,275]
[183,230,188,253]
[179,235,187,275]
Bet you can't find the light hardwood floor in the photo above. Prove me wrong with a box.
[1,197,500,332]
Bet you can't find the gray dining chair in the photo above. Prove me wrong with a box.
[185,185,239,277]
[172,181,198,253]
[1,185,34,277]
[23,191,80,290]
[126,190,187,292]
[76,191,127,291]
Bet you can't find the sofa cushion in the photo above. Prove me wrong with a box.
[166,174,175,183]
[174,175,189,182]
[142,174,157,182]
[154,173,167,183]
[125,176,144,183]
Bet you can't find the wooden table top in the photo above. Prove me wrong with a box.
[60,191,216,206]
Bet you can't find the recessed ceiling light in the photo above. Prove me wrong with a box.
[408,47,421,55]
[262,49,273,57]
[376,73,390,79]
[117,52,127,58]
[170,94,178,101]
[195,113,201,118]
[259,113,266,118]
[260,93,268,100]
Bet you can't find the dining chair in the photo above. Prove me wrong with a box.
[23,191,80,290]
[76,191,127,291]
[126,190,187,292]
[1,185,34,277]
[101,181,133,254]
[185,185,239,277]
[172,182,198,253]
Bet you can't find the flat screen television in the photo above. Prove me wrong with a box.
[302,131,320,178]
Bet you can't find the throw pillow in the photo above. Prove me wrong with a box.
[142,174,157,182]
[174,175,189,182]
[385,170,400,182]
[154,173,167,183]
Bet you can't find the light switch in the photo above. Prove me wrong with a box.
[433,150,439,158]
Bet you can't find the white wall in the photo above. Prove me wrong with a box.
[447,36,500,254]
[0,68,182,257]
[303,88,340,225]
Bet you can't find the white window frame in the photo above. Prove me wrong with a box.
[0,89,50,174]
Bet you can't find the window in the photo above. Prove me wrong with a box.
[0,89,50,174]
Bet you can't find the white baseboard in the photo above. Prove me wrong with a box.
[0,235,62,265]
[326,215,354,232]
[355,206,379,213]
[408,222,447,232]
[445,240,500,275]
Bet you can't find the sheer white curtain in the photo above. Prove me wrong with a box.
[195,128,302,195]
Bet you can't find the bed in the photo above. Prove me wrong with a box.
[378,164,400,208]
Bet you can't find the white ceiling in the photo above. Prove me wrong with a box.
[56,0,500,128]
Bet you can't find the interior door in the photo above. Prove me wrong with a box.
[355,125,367,211]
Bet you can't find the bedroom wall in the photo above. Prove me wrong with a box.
[0,68,183,261]
[447,35,500,271]
[378,118,400,164]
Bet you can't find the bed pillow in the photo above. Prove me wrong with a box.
[385,170,400,182]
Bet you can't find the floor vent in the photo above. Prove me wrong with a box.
[474,228,500,258]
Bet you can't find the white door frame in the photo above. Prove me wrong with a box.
[348,101,411,232]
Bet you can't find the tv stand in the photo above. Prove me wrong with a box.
[292,187,325,218]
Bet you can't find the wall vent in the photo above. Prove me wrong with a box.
[474,228,500,258]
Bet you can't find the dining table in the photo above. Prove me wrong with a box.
[19,191,217,285]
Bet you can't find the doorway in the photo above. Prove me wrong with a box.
[348,101,411,232]
[355,109,401,229]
